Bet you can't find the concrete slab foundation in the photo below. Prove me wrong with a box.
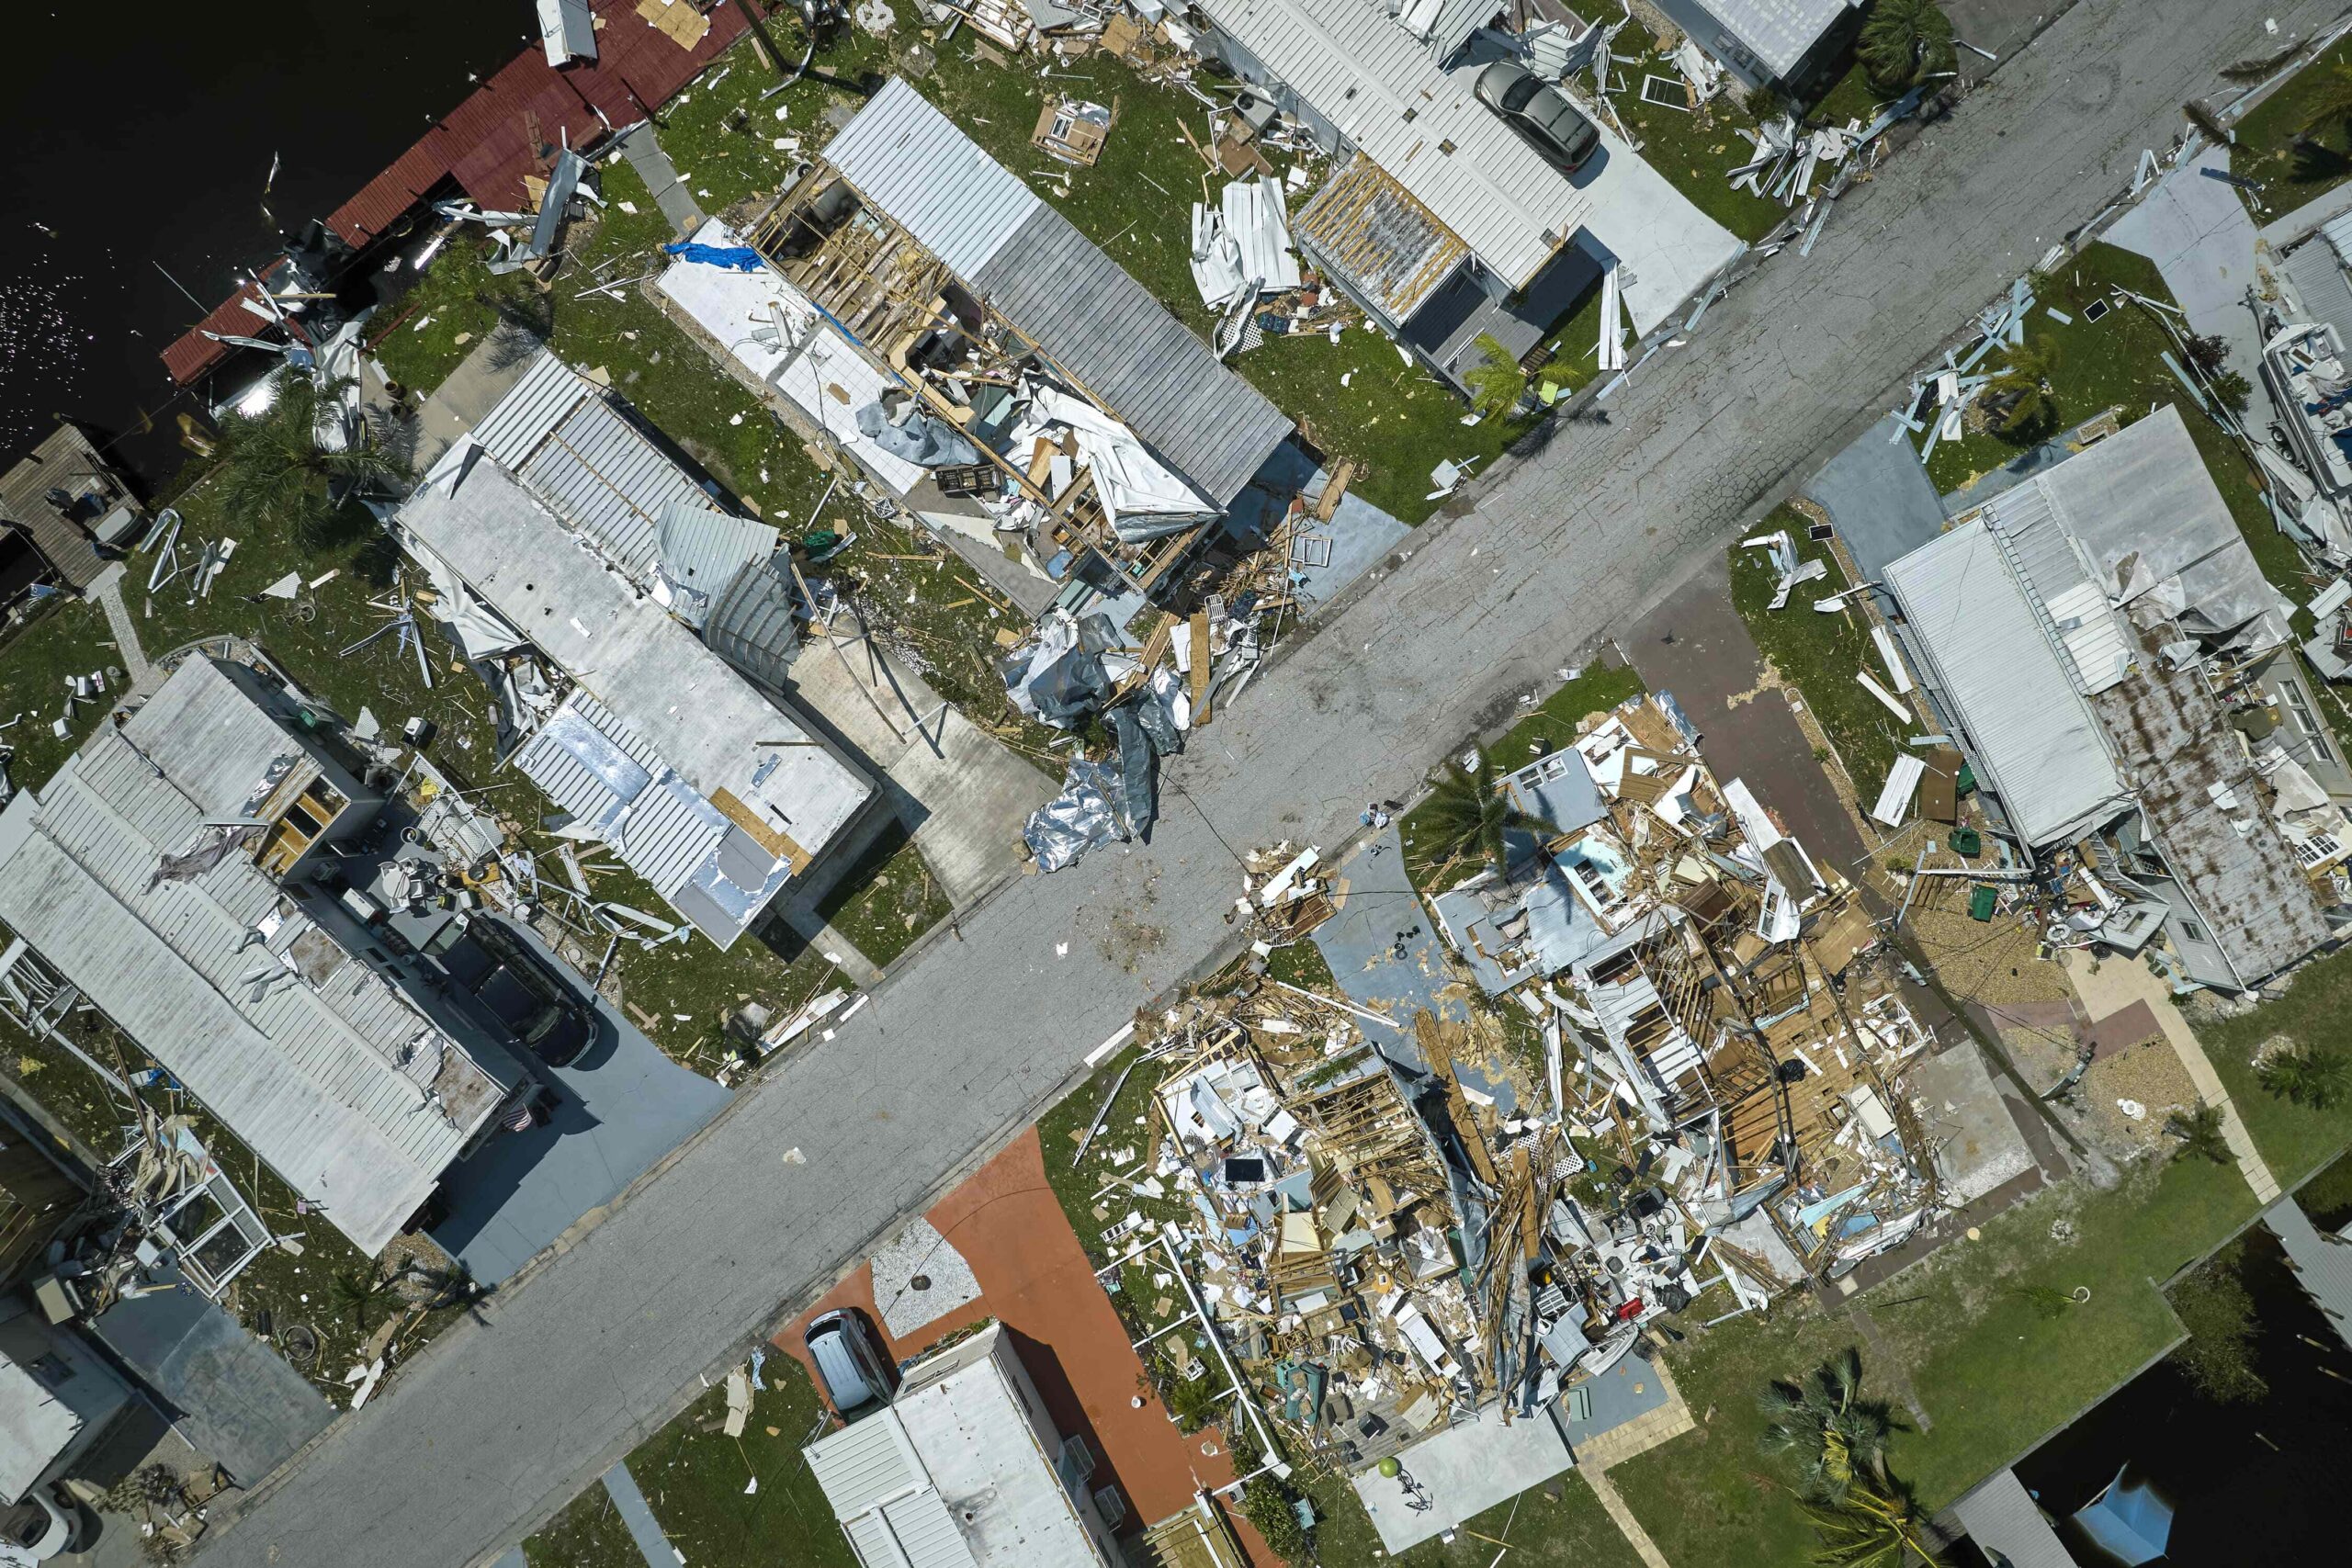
[1350,1404,1575,1552]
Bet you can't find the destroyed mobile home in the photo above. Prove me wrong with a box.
[1087,694,1937,1493]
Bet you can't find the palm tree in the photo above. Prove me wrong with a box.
[2163,1101,2232,1163]
[1419,750,1548,874]
[2257,1042,2350,1110]
[1758,1347,1904,1505]
[209,373,407,549]
[2299,62,2352,140]
[1857,0,1958,93]
[1987,339,2062,437]
[1464,333,1527,419]
[331,1267,397,1335]
[1800,1471,1945,1568]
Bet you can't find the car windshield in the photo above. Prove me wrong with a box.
[1500,77,1541,113]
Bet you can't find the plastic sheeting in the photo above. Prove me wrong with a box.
[660,241,765,272]
[1024,758,1128,872]
[1001,611,1124,727]
[854,400,981,467]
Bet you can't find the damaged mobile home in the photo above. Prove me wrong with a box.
[1080,692,1933,1550]
[395,350,880,948]
[1880,407,2350,994]
[0,656,534,1257]
[684,77,1295,616]
[1187,0,1743,388]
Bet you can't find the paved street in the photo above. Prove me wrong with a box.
[202,4,2345,1563]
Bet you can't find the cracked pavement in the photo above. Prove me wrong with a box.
[199,3,2350,1563]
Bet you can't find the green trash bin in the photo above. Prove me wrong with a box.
[1956,762,1976,794]
[1948,827,1982,857]
[1969,885,1998,921]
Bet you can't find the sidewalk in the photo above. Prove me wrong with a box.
[2063,950,2280,1202]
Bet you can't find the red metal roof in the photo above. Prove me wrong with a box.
[160,276,277,386]
[164,1,760,382]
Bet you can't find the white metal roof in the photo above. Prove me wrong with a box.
[1198,0,1589,289]
[399,459,874,946]
[469,350,707,590]
[1701,0,1857,80]
[1883,520,2130,849]
[821,78,1043,279]
[1976,479,2134,695]
[0,660,519,1256]
[804,1325,1111,1568]
[0,1348,82,1503]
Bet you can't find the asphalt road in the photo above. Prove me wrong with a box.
[203,5,2345,1563]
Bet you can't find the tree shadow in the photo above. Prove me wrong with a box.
[2291,137,2352,186]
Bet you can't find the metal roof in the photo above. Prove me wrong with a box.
[1977,479,2133,695]
[823,83,1293,508]
[2284,225,2352,350]
[399,459,874,946]
[0,423,121,592]
[655,501,778,628]
[703,557,801,692]
[0,660,520,1256]
[538,0,597,64]
[821,78,1043,279]
[469,349,707,587]
[1949,1470,2074,1568]
[2087,635,2334,987]
[803,1325,1112,1568]
[1883,520,2130,849]
[1698,0,1858,79]
[2030,408,2274,636]
[1194,0,1592,289]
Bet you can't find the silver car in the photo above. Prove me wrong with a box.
[1475,60,1600,175]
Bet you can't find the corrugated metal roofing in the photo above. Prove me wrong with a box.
[1883,520,2129,849]
[1949,1470,2074,1568]
[1978,480,2133,694]
[399,459,873,944]
[1195,0,1592,288]
[470,350,705,585]
[0,661,520,1256]
[805,1415,922,1521]
[970,205,1293,506]
[656,501,777,624]
[703,558,801,691]
[1701,0,1857,79]
[822,78,1043,279]
[2282,237,2352,350]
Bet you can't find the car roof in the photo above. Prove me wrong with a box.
[808,1319,885,1412]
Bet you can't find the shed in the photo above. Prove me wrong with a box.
[1654,0,1860,92]
[1948,1468,2072,1568]
[0,423,141,594]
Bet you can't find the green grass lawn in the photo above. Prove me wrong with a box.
[521,1356,854,1568]
[2227,35,2352,220]
[1299,1464,1645,1568]
[368,239,544,397]
[0,598,119,794]
[2199,943,2352,1188]
[902,39,1592,522]
[1606,78,1786,243]
[1928,245,2324,623]
[627,1361,855,1568]
[1727,511,1900,800]
[1609,1153,2260,1566]
[813,821,952,969]
[1398,660,1646,894]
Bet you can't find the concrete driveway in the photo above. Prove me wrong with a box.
[427,919,731,1286]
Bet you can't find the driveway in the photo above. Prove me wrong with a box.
[427,918,731,1286]
[776,1131,1273,1560]
[198,6,2345,1564]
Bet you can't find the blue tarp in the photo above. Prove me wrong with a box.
[661,241,765,272]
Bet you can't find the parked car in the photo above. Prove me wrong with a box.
[424,916,595,1067]
[1474,61,1600,175]
[1,1491,87,1562]
[805,1308,896,1419]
